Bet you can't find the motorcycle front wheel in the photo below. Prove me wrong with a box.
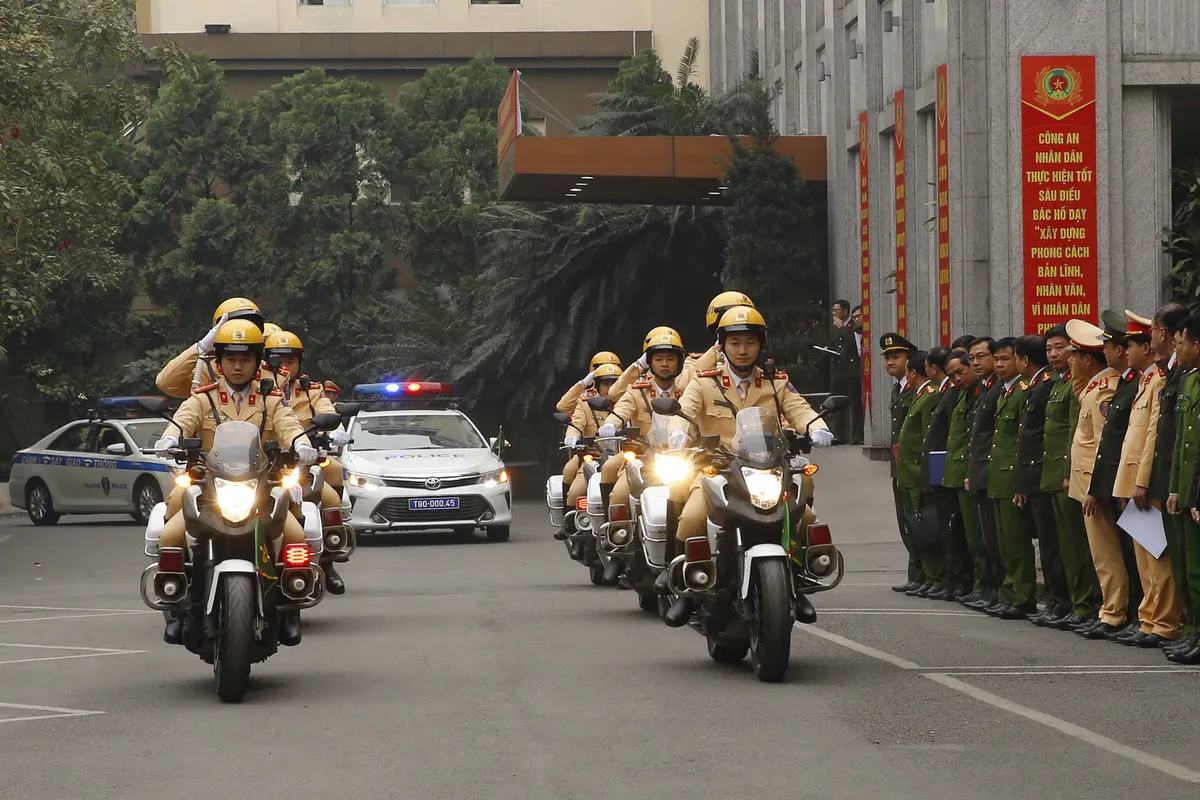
[214,575,255,703]
[749,559,793,682]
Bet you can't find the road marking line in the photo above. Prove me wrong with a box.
[930,664,1195,671]
[821,610,974,616]
[924,673,1200,784]
[820,607,974,613]
[0,535,11,546]
[938,669,1200,676]
[0,604,155,613]
[796,624,1200,784]
[0,642,143,653]
[0,701,105,725]
[0,612,150,625]
[0,651,147,667]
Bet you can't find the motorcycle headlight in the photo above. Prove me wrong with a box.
[280,468,301,490]
[653,453,692,485]
[741,467,783,510]
[214,477,259,523]
[347,472,385,489]
[480,469,510,489]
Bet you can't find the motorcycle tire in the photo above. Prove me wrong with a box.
[707,634,749,664]
[214,575,255,703]
[749,559,793,683]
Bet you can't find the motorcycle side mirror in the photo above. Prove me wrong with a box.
[311,412,343,432]
[138,396,170,416]
[587,396,612,412]
[552,412,572,425]
[650,397,683,416]
[822,395,851,413]
[334,401,362,418]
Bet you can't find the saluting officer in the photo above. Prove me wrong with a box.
[943,348,989,604]
[964,338,1005,613]
[895,351,948,596]
[923,347,973,599]
[1012,334,1071,626]
[557,351,622,414]
[986,338,1038,619]
[881,333,924,593]
[157,298,266,399]
[1041,325,1103,631]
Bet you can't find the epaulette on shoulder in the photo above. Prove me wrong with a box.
[269,388,284,397]
[926,384,938,395]
[193,382,219,394]
[1019,380,1029,391]
[688,352,705,359]
[697,368,721,377]
[772,370,789,381]
[632,378,653,389]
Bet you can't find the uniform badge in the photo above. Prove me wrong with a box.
[219,391,229,404]
[754,377,762,389]
[1098,400,1110,418]
[248,392,256,406]
[720,375,731,388]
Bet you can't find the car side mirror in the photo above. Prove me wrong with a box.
[104,442,129,456]
[311,412,343,432]
[822,395,851,412]
[650,397,683,416]
[587,396,612,412]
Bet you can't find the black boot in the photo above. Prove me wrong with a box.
[323,560,346,595]
[795,593,817,624]
[653,569,672,595]
[601,558,621,586]
[664,596,695,627]
[163,614,183,645]
[553,529,569,541]
[569,540,585,561]
[278,611,302,647]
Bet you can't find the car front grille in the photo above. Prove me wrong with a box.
[372,496,494,524]
[382,474,481,489]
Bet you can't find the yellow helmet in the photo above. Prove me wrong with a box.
[212,297,265,329]
[706,291,755,329]
[590,351,621,371]
[593,363,622,381]
[716,305,768,340]
[213,319,266,354]
[264,330,304,355]
[643,326,685,355]
[263,322,283,337]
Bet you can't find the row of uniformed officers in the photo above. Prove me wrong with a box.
[884,305,1200,663]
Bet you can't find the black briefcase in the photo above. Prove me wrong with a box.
[904,504,942,554]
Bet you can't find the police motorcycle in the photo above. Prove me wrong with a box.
[651,394,848,683]
[299,399,362,575]
[135,394,343,703]
[547,413,609,584]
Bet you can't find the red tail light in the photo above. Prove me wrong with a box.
[684,536,711,562]
[608,504,629,522]
[321,508,342,528]
[159,547,185,573]
[283,543,311,568]
[808,523,832,547]
[576,497,588,511]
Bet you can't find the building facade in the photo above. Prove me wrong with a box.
[709,0,1200,445]
[135,0,709,134]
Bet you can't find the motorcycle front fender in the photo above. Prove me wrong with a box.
[205,559,258,616]
[739,544,789,600]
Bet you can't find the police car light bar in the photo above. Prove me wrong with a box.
[97,396,169,409]
[352,382,452,397]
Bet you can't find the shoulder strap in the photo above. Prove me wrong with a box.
[203,390,222,430]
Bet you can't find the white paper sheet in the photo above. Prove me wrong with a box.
[1116,502,1168,559]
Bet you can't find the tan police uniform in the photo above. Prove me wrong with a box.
[565,391,608,512]
[1114,359,1182,639]
[160,378,312,550]
[671,364,827,543]
[277,372,344,511]
[156,346,218,400]
[561,386,600,498]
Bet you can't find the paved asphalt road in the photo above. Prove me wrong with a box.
[0,447,1197,799]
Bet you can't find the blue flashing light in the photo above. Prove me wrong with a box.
[98,396,166,409]
[386,382,401,393]
[351,381,453,397]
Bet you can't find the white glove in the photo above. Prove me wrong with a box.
[153,436,178,453]
[580,370,596,388]
[668,430,690,451]
[296,443,319,465]
[197,312,229,355]
[598,423,617,438]
[636,352,649,370]
[329,429,352,446]
[811,428,834,447]
[564,435,580,448]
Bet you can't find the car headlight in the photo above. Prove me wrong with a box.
[741,467,783,510]
[480,469,510,489]
[347,472,384,489]
[654,454,692,485]
[214,478,259,523]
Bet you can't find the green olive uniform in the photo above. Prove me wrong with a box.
[898,380,946,588]
[891,380,922,584]
[1151,362,1188,631]
[945,382,986,595]
[1172,370,1200,633]
[968,375,1004,603]
[925,379,973,593]
[989,377,1038,611]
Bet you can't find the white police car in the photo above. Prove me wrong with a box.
[340,383,512,542]
[7,397,175,526]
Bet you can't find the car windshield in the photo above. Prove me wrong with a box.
[207,421,266,479]
[122,421,168,450]
[730,407,786,464]
[350,414,486,452]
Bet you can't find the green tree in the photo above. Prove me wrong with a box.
[1166,161,1200,314]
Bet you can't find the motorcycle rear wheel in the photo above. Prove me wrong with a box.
[749,559,793,683]
[214,575,255,703]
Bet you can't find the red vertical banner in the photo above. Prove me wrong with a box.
[894,90,907,338]
[1020,55,1098,333]
[859,111,872,415]
[935,64,951,346]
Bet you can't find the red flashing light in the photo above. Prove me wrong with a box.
[159,547,185,573]
[808,524,832,547]
[684,536,711,562]
[282,543,311,568]
[407,382,422,393]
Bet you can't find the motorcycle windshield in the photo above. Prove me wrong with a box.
[207,421,266,480]
[648,413,672,448]
[730,407,786,464]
